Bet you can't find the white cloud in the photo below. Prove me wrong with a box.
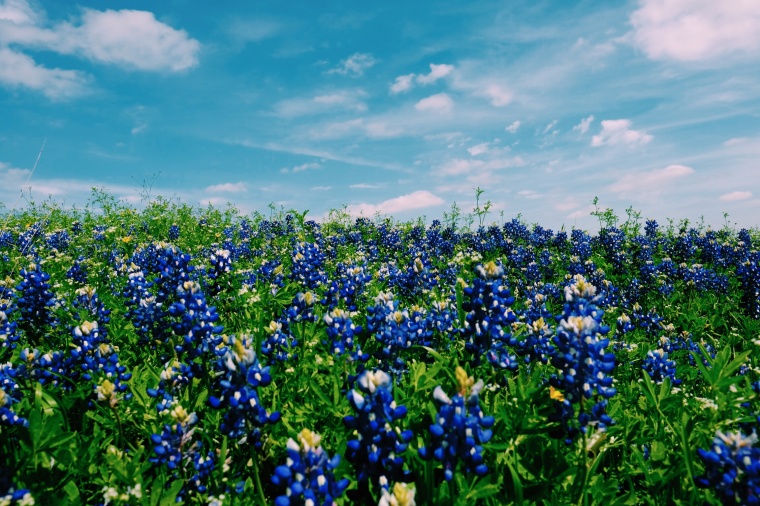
[476,84,513,107]
[467,143,490,156]
[346,190,445,217]
[131,123,148,135]
[720,191,752,201]
[572,115,595,134]
[437,156,522,176]
[415,93,454,113]
[311,186,332,191]
[0,47,90,99]
[310,118,403,140]
[0,4,201,72]
[327,52,376,77]
[350,183,383,189]
[591,119,653,147]
[200,197,225,206]
[416,63,454,84]
[609,164,694,194]
[274,90,367,117]
[629,0,760,62]
[280,162,320,174]
[518,190,542,199]
[723,137,749,146]
[0,0,38,25]
[505,120,521,133]
[542,120,558,135]
[390,74,415,94]
[205,182,248,193]
[389,63,453,94]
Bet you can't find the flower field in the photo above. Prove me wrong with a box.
[1,195,759,505]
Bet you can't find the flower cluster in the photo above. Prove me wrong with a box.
[366,293,434,376]
[548,274,616,443]
[149,404,215,499]
[0,363,27,427]
[271,429,350,506]
[695,430,760,504]
[290,242,327,291]
[460,261,519,370]
[418,367,494,481]
[15,265,58,344]
[344,369,413,486]
[208,334,280,446]
[642,348,681,386]
[323,308,366,358]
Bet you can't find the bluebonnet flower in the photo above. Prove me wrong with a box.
[460,262,519,370]
[45,229,70,252]
[168,281,224,360]
[366,293,434,376]
[122,262,171,347]
[208,334,280,446]
[66,256,88,285]
[0,293,19,352]
[149,404,215,500]
[642,348,681,386]
[323,308,367,358]
[0,363,27,427]
[289,242,327,291]
[204,248,232,295]
[15,264,58,344]
[738,251,760,319]
[0,486,34,506]
[261,318,298,363]
[695,430,760,505]
[168,224,180,241]
[0,230,14,250]
[548,275,616,444]
[344,370,413,486]
[378,482,416,506]
[271,429,350,506]
[418,367,494,481]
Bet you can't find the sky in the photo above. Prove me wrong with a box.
[1,0,759,231]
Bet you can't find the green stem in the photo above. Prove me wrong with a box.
[251,446,267,506]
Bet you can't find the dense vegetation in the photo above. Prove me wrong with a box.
[1,192,759,505]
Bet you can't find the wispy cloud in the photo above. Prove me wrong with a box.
[0,2,201,72]
[467,142,490,156]
[609,164,694,195]
[206,182,248,193]
[326,52,376,77]
[274,90,368,117]
[475,84,513,107]
[310,185,332,191]
[505,120,521,133]
[389,63,453,94]
[350,183,384,189]
[415,93,454,113]
[346,190,445,217]
[591,119,652,147]
[720,191,752,202]
[572,115,594,134]
[629,0,760,62]
[0,47,90,99]
[280,162,321,174]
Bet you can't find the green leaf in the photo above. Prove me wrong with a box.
[63,480,80,503]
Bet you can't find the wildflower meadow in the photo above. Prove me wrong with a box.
[1,191,759,505]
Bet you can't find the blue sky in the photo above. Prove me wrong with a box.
[1,0,759,231]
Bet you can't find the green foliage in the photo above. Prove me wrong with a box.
[0,194,758,505]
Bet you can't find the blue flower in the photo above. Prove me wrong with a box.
[695,430,760,505]
[208,334,280,446]
[271,429,349,506]
[548,275,616,443]
[344,370,413,486]
[418,367,494,481]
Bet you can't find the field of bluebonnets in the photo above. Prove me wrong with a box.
[1,190,760,505]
